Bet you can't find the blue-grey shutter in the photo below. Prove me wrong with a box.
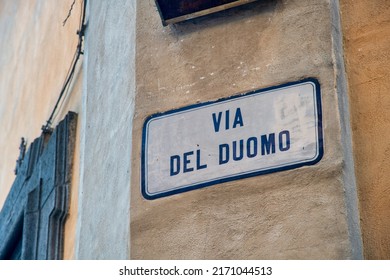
[0,112,77,260]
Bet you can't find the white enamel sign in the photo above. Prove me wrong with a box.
[142,79,323,199]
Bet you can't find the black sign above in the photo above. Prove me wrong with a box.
[155,0,258,25]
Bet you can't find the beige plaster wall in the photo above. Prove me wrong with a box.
[340,0,390,259]
[132,0,356,259]
[0,0,83,259]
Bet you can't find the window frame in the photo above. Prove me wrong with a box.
[0,112,77,260]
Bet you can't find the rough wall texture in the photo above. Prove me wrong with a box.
[131,0,359,259]
[0,0,83,259]
[331,0,362,259]
[75,0,136,259]
[340,0,390,259]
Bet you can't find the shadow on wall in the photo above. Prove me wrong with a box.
[165,0,278,35]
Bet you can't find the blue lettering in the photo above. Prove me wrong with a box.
[183,151,194,173]
[215,130,289,164]
[247,137,258,158]
[219,144,230,165]
[279,130,290,151]
[225,110,230,130]
[212,108,244,132]
[232,139,244,161]
[196,149,207,170]
[261,133,276,155]
[171,150,208,176]
[212,112,223,132]
[170,155,180,176]
[232,108,244,128]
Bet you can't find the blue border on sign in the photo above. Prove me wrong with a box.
[141,78,323,200]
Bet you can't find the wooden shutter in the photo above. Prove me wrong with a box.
[0,112,77,260]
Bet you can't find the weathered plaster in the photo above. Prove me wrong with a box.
[330,0,363,259]
[0,0,82,208]
[75,0,136,259]
[340,0,390,259]
[132,0,355,259]
[0,0,83,259]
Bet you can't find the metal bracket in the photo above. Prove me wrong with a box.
[14,137,27,175]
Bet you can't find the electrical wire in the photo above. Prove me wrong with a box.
[62,0,76,26]
[42,0,87,133]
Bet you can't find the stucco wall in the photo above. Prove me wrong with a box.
[0,0,83,259]
[5,0,386,260]
[75,0,136,259]
[131,0,360,259]
[0,0,137,260]
[340,0,390,259]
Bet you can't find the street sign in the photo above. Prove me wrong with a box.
[155,0,258,25]
[142,79,323,200]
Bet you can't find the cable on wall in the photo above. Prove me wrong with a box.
[41,0,87,133]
